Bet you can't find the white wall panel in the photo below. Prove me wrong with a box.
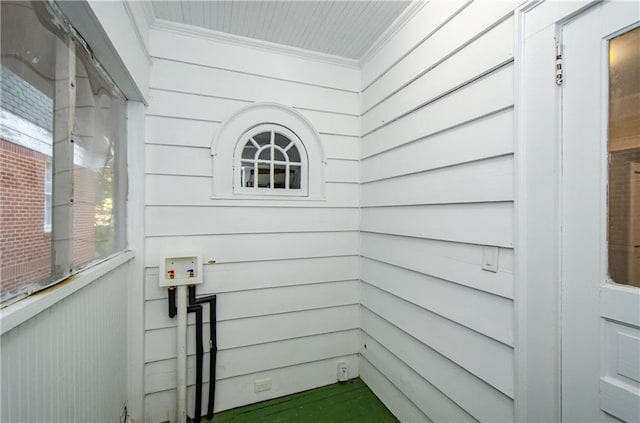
[145,329,359,393]
[145,231,359,267]
[359,358,431,422]
[144,256,359,300]
[148,88,359,136]
[361,155,513,207]
[361,319,513,422]
[145,116,358,159]
[361,258,513,345]
[0,262,129,423]
[362,1,515,111]
[362,17,514,134]
[361,203,513,248]
[361,232,513,298]
[145,174,359,207]
[361,108,513,182]
[361,332,475,422]
[144,27,363,419]
[150,29,360,91]
[144,355,359,422]
[144,305,359,361]
[145,206,358,236]
[361,284,514,397]
[361,0,466,88]
[359,3,516,419]
[151,58,359,115]
[144,281,359,329]
[145,143,358,182]
[362,64,514,158]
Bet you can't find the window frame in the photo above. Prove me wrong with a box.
[233,123,309,196]
[44,161,52,232]
[0,1,128,307]
[211,102,327,202]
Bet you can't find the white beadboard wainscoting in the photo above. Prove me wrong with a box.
[359,1,518,421]
[143,24,361,422]
[0,260,131,423]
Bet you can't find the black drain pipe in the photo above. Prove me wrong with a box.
[188,285,217,420]
[168,287,177,318]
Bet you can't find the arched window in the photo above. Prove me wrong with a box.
[234,124,308,196]
[211,103,326,201]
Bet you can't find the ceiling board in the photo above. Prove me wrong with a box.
[151,0,412,60]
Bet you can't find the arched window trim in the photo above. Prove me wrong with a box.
[211,102,327,201]
[233,123,309,196]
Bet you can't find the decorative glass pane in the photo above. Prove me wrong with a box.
[258,148,271,161]
[288,145,301,163]
[273,164,286,189]
[240,161,254,187]
[253,131,270,146]
[274,148,286,162]
[242,142,257,159]
[608,26,640,287]
[275,132,291,149]
[289,165,302,190]
[257,162,270,188]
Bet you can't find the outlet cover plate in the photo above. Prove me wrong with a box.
[254,378,272,393]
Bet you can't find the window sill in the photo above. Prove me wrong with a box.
[207,195,328,208]
[0,250,135,335]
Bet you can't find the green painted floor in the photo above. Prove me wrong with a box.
[202,378,398,422]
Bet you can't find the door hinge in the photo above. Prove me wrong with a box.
[556,42,563,86]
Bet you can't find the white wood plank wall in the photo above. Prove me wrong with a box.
[0,262,130,422]
[358,1,518,421]
[144,28,361,422]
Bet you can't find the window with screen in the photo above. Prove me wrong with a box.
[0,1,127,305]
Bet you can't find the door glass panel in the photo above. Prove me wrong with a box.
[608,26,640,287]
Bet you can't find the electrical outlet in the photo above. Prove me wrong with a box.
[254,378,272,393]
[337,362,349,382]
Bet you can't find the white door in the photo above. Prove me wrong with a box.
[561,1,640,422]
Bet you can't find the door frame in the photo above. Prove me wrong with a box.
[514,1,602,422]
[629,162,640,284]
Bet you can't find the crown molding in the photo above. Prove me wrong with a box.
[122,0,151,65]
[150,18,361,70]
[359,0,428,66]
[141,0,156,28]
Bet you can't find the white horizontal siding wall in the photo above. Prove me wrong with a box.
[359,1,518,421]
[0,262,130,423]
[144,27,361,422]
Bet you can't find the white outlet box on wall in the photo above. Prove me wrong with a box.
[159,254,203,287]
[337,362,349,382]
[254,378,272,393]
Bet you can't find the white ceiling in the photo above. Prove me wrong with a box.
[150,1,412,60]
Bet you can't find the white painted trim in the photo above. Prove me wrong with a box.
[211,102,327,201]
[359,1,428,66]
[0,109,52,156]
[126,101,146,423]
[513,3,541,421]
[0,251,135,335]
[514,1,601,421]
[122,0,152,65]
[233,123,309,197]
[141,0,156,29]
[150,18,360,70]
[56,0,147,104]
